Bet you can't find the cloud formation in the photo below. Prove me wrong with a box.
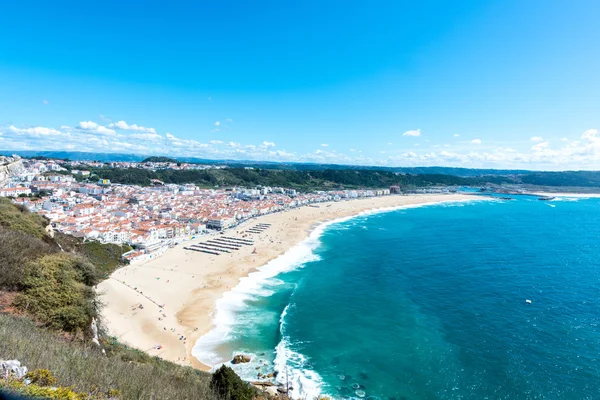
[3,119,600,170]
[77,121,116,136]
[108,120,157,134]
[403,129,421,137]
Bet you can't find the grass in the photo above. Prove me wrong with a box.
[0,196,265,399]
[0,314,221,400]
[0,197,48,239]
[80,241,132,278]
[53,233,132,278]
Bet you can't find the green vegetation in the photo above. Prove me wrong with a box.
[0,197,49,239]
[141,156,178,163]
[0,225,54,289]
[0,200,126,333]
[80,241,132,278]
[211,365,259,400]
[0,314,221,400]
[85,166,502,189]
[0,197,263,400]
[519,171,600,187]
[14,253,98,333]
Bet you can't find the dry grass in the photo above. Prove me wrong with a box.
[0,314,221,400]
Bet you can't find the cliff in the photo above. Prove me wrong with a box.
[0,159,25,187]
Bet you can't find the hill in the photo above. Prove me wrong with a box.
[141,156,178,163]
[0,198,260,400]
[5,150,533,177]
[83,166,511,189]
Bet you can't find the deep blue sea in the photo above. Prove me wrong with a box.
[193,195,600,399]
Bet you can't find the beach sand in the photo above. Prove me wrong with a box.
[97,193,480,370]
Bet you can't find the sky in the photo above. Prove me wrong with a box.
[1,0,599,170]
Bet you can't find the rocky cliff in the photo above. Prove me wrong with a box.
[0,159,25,187]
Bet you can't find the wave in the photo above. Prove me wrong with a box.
[192,217,334,367]
[274,336,323,399]
[192,197,490,396]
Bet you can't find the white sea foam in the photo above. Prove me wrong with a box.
[274,337,324,399]
[551,197,582,202]
[192,219,331,367]
[193,197,490,397]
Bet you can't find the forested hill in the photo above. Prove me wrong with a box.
[84,166,511,188]
[76,166,600,190]
[7,150,532,177]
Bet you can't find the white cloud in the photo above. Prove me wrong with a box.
[130,132,163,141]
[77,121,116,136]
[9,125,63,137]
[532,141,550,152]
[453,134,460,137]
[321,143,329,147]
[581,128,598,141]
[42,100,49,105]
[387,142,393,145]
[78,121,99,130]
[96,126,117,136]
[403,129,421,137]
[7,120,600,170]
[214,121,221,126]
[561,138,568,142]
[108,120,157,134]
[530,136,544,142]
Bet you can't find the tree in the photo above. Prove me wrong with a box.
[210,365,257,400]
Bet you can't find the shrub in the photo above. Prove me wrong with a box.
[0,225,53,289]
[210,365,258,400]
[25,369,58,386]
[1,378,88,399]
[14,253,98,333]
[0,197,48,239]
[80,241,132,278]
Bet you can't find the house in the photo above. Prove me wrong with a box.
[0,187,32,197]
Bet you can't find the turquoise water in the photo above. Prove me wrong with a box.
[194,196,600,399]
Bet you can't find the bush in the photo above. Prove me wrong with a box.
[0,197,48,239]
[80,241,132,278]
[0,225,53,289]
[14,253,98,333]
[1,378,89,399]
[25,369,58,386]
[210,365,258,400]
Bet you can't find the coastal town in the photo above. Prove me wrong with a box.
[1,155,400,260]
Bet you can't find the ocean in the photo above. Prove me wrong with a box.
[193,195,600,399]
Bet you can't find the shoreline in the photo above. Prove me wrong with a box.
[97,194,485,372]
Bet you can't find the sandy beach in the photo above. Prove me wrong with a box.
[97,193,481,370]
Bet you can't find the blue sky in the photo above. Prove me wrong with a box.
[1,0,599,169]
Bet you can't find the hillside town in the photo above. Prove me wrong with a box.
[1,157,393,260]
